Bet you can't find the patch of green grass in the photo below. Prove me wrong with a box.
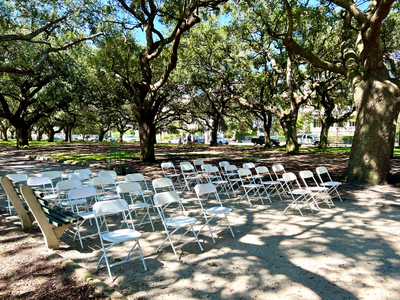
[45,151,140,163]
[0,139,66,147]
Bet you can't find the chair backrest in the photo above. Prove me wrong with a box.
[219,161,230,170]
[6,174,28,182]
[243,162,256,170]
[125,173,145,182]
[238,168,252,178]
[92,176,116,186]
[316,166,333,182]
[193,160,204,172]
[41,171,63,181]
[256,166,274,181]
[68,186,97,200]
[99,170,119,182]
[153,190,180,207]
[68,173,90,181]
[180,162,195,173]
[74,169,93,178]
[161,162,174,169]
[117,182,142,194]
[27,176,52,186]
[161,162,178,177]
[299,170,319,188]
[272,164,286,179]
[224,164,238,172]
[282,172,302,190]
[93,199,129,216]
[152,178,174,193]
[201,164,213,171]
[57,179,82,192]
[195,183,217,195]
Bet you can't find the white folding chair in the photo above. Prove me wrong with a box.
[93,199,147,281]
[68,186,99,248]
[243,163,263,181]
[180,162,201,193]
[223,165,242,197]
[5,174,28,215]
[153,191,203,261]
[56,179,82,207]
[272,164,290,196]
[255,166,282,201]
[282,172,316,217]
[299,170,334,209]
[218,161,230,179]
[74,168,93,180]
[117,182,154,231]
[92,176,120,201]
[41,171,63,187]
[99,170,120,183]
[204,166,230,198]
[316,166,343,202]
[125,173,154,203]
[194,183,235,243]
[152,178,176,194]
[68,172,91,187]
[193,160,204,173]
[237,169,264,207]
[27,176,57,201]
[160,162,183,190]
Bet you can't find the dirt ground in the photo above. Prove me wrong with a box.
[1,143,400,300]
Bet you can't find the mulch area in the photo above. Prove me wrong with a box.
[0,212,109,300]
[1,142,399,299]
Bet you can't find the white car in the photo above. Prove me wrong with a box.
[217,137,229,145]
[168,137,179,143]
[123,135,138,142]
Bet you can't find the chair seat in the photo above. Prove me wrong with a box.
[102,228,142,243]
[263,180,280,185]
[98,194,121,201]
[165,216,197,227]
[243,184,263,188]
[129,202,151,210]
[204,206,232,214]
[78,211,95,219]
[321,181,342,187]
[61,199,87,206]
[210,180,228,185]
[166,174,180,178]
[307,187,329,192]
[288,189,311,195]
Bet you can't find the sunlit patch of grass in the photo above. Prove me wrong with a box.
[45,151,140,163]
[0,139,65,147]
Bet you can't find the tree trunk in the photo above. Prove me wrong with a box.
[36,129,43,141]
[347,78,400,184]
[47,126,55,142]
[210,117,220,146]
[262,112,272,148]
[137,118,156,161]
[280,116,299,154]
[0,122,8,141]
[99,128,106,142]
[118,130,124,143]
[15,125,30,147]
[319,116,334,149]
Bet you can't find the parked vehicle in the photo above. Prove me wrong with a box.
[193,136,205,144]
[107,137,117,142]
[168,137,179,143]
[297,134,320,147]
[122,135,139,142]
[88,135,99,142]
[250,136,280,146]
[216,137,229,145]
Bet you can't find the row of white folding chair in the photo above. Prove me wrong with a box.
[67,178,154,248]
